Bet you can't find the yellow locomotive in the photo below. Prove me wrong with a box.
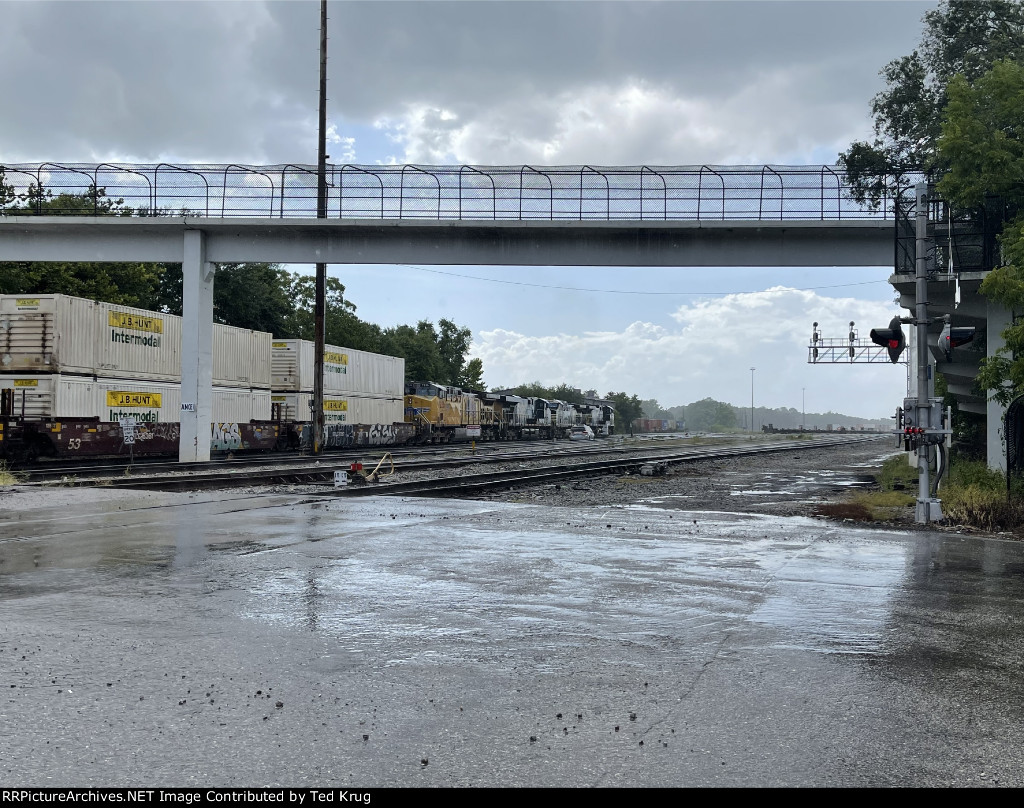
[404,381,481,443]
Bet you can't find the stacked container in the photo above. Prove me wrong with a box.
[271,339,404,426]
[0,294,272,423]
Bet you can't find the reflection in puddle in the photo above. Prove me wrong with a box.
[730,490,797,496]
[749,542,906,655]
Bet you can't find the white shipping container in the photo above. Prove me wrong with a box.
[1,294,273,387]
[213,324,272,388]
[1,374,268,423]
[94,300,182,382]
[271,339,404,396]
[0,294,97,375]
[270,392,402,425]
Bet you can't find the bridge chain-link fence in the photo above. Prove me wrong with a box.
[1,162,906,221]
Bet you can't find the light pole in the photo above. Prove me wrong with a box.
[750,367,756,434]
[802,387,805,431]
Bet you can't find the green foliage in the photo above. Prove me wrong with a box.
[684,398,738,432]
[941,485,1024,530]
[459,357,485,390]
[641,398,672,419]
[436,319,472,386]
[0,168,15,210]
[839,0,1024,206]
[938,61,1024,210]
[937,58,1024,404]
[947,459,1006,491]
[0,259,166,309]
[939,461,1024,530]
[877,454,919,491]
[606,391,644,429]
[496,382,585,404]
[380,321,444,382]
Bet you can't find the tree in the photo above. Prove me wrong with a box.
[459,357,485,390]
[437,318,472,385]
[641,398,671,419]
[937,59,1024,404]
[381,321,445,382]
[286,273,385,352]
[497,382,584,403]
[839,1,1024,207]
[606,391,643,431]
[0,168,14,211]
[684,398,738,432]
[153,262,302,336]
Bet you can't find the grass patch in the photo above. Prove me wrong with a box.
[815,502,874,521]
[939,460,1024,531]
[0,461,26,486]
[816,489,915,522]
[877,455,917,491]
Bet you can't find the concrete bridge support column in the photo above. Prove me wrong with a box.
[180,229,215,463]
[987,300,1011,472]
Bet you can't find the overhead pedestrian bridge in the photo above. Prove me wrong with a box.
[0,162,904,461]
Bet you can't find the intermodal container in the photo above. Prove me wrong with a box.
[1,374,270,423]
[270,391,403,425]
[271,339,404,396]
[1,294,273,387]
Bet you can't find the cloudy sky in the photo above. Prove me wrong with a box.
[0,0,935,418]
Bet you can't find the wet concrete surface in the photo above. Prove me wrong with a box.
[3,491,1024,787]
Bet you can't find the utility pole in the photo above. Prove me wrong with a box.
[313,0,328,455]
[914,182,940,523]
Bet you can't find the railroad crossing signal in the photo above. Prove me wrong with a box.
[938,321,976,362]
[869,316,907,364]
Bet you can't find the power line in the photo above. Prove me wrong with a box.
[399,264,887,296]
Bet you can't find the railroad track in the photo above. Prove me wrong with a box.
[73,434,880,493]
[15,438,626,483]
[327,435,882,498]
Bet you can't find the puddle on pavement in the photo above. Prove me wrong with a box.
[748,540,907,656]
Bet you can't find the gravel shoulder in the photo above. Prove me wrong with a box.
[472,437,900,517]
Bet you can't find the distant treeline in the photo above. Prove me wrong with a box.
[641,397,890,432]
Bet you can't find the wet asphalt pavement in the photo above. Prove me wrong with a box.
[2,491,1024,787]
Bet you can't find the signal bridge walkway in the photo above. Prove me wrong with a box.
[0,163,900,461]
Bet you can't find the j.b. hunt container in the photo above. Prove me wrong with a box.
[0,294,272,388]
[270,392,403,425]
[0,375,270,423]
[271,339,404,396]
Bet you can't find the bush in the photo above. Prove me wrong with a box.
[940,460,1024,531]
[941,485,1024,531]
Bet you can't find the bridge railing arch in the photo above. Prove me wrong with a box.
[0,162,913,222]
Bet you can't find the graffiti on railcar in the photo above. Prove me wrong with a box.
[367,424,398,445]
[131,422,181,443]
[211,422,242,451]
[323,424,356,448]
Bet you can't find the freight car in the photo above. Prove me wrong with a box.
[0,292,614,462]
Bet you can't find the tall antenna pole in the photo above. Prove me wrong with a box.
[313,0,328,454]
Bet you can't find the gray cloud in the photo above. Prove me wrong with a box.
[0,0,933,165]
